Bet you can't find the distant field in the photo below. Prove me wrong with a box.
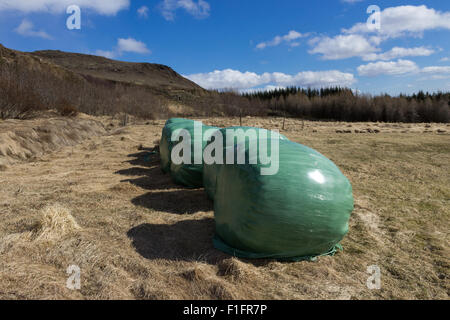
[0,116,448,299]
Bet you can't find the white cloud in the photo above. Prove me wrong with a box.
[117,38,151,54]
[357,60,419,76]
[419,66,450,80]
[344,5,450,38]
[421,66,450,75]
[95,38,151,59]
[363,47,435,61]
[309,34,378,60]
[14,19,52,39]
[341,0,364,3]
[137,6,149,18]
[285,70,356,88]
[358,59,450,78]
[241,85,288,94]
[159,0,210,21]
[0,0,129,15]
[440,57,450,62]
[185,69,356,91]
[186,69,270,90]
[309,5,449,61]
[256,30,307,50]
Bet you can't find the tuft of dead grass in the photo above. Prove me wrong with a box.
[217,258,256,282]
[30,204,81,242]
[0,204,80,250]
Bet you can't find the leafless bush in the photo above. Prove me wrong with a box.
[0,60,168,120]
[56,99,79,117]
[0,70,45,119]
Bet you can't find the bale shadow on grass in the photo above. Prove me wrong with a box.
[117,150,212,212]
[132,189,213,215]
[115,145,177,190]
[116,164,182,191]
[126,150,160,167]
[115,166,156,177]
[123,175,177,191]
[127,219,274,267]
[127,218,228,263]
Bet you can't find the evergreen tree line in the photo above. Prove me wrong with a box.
[242,87,450,123]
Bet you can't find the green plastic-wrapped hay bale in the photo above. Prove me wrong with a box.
[213,138,354,261]
[160,118,218,188]
[203,126,288,200]
[160,118,192,173]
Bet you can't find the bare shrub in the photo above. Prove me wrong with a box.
[0,76,45,120]
[56,99,79,117]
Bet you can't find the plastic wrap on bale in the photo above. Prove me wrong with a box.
[160,118,192,173]
[160,118,219,188]
[203,126,288,200]
[212,139,354,261]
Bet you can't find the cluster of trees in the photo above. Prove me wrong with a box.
[1,54,448,123]
[0,59,268,120]
[243,87,450,123]
[0,54,267,121]
[0,59,167,120]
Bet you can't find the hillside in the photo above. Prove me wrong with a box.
[31,50,203,91]
[0,44,255,120]
[0,44,85,84]
[0,44,212,119]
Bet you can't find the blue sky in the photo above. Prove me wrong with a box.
[1,0,450,95]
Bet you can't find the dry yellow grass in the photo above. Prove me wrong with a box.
[0,116,448,300]
[0,114,106,165]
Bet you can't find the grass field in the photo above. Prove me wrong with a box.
[0,116,448,299]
